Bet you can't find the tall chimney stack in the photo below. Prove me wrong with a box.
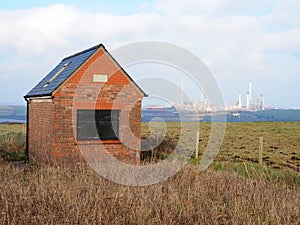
[238,93,242,109]
[249,80,252,108]
[246,92,250,109]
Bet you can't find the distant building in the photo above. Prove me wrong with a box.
[257,94,264,110]
[246,92,250,109]
[24,44,147,166]
[238,93,242,109]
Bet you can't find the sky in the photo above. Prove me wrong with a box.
[0,0,300,108]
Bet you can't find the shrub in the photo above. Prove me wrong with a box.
[0,132,26,161]
[141,135,177,163]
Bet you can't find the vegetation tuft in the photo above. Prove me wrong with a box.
[211,161,300,186]
[0,125,26,161]
[141,135,177,163]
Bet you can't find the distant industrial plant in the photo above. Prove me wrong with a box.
[140,79,290,122]
[227,80,266,112]
[144,80,268,113]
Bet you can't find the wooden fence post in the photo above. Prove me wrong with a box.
[259,137,264,166]
[195,131,200,159]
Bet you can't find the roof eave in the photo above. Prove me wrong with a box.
[24,93,53,100]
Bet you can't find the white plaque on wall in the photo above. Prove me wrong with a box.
[93,74,108,82]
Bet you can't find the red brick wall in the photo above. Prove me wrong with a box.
[28,47,143,166]
[28,99,54,164]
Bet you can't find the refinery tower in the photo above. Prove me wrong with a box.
[246,80,252,109]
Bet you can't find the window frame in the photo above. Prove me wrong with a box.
[76,109,120,141]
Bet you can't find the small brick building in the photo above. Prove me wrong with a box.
[24,44,147,166]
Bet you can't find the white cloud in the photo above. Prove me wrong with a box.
[0,0,299,107]
[0,5,77,54]
[153,0,274,16]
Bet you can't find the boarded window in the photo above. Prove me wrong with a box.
[77,110,120,140]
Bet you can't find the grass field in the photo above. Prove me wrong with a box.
[141,122,300,173]
[0,122,299,224]
[0,123,25,135]
[1,122,299,172]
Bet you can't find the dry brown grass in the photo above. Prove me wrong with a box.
[0,163,299,225]
[0,123,299,224]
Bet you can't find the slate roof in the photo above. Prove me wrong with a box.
[24,44,147,98]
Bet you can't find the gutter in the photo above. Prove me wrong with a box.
[24,93,52,99]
